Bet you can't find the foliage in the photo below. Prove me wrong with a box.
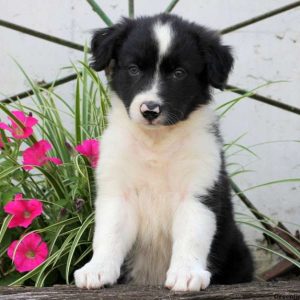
[0,53,109,286]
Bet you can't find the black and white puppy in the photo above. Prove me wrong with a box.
[74,14,254,292]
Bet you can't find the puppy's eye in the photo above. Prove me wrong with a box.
[173,68,186,80]
[128,64,140,76]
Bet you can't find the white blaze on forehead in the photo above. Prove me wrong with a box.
[153,22,173,57]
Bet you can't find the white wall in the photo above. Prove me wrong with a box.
[0,1,299,247]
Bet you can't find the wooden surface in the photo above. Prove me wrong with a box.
[0,281,299,300]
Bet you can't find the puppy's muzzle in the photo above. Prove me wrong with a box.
[140,101,161,121]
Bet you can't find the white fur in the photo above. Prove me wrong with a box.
[165,201,215,291]
[74,92,221,291]
[153,22,173,58]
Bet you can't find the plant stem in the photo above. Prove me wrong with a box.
[226,84,300,115]
[128,0,134,18]
[221,1,300,34]
[85,0,113,26]
[0,19,84,51]
[0,73,79,104]
[165,0,180,13]
[230,179,268,226]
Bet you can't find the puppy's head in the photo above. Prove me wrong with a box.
[91,14,233,126]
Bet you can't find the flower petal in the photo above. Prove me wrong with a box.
[23,165,33,171]
[7,240,18,259]
[25,116,38,127]
[37,140,52,152]
[15,257,38,272]
[75,144,86,155]
[18,218,35,228]
[76,139,100,168]
[11,111,26,123]
[27,200,43,218]
[0,123,12,131]
[14,194,24,201]
[4,200,27,215]
[47,157,62,165]
[36,242,49,259]
[22,232,42,249]
[22,140,58,170]
[12,127,33,139]
[7,233,48,273]
[8,216,28,228]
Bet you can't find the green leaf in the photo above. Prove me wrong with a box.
[0,166,22,181]
[249,244,300,268]
[65,213,94,284]
[238,220,300,259]
[243,178,300,192]
[75,78,82,144]
[36,167,66,199]
[0,215,12,245]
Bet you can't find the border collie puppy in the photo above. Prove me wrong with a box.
[74,14,253,292]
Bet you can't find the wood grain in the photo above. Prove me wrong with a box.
[0,281,300,300]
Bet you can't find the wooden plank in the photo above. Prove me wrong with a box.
[262,260,295,280]
[0,281,300,300]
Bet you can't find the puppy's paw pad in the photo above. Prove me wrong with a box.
[165,268,211,292]
[74,262,119,289]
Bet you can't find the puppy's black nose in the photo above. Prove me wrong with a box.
[140,101,161,121]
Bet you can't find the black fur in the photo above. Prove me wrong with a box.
[91,13,253,285]
[91,14,233,125]
[201,153,254,284]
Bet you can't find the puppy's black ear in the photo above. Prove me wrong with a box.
[90,19,132,71]
[205,34,234,90]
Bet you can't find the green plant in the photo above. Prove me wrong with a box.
[0,54,109,286]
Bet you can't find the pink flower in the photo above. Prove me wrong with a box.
[4,194,43,228]
[0,111,38,139]
[22,140,62,170]
[75,139,100,168]
[7,232,48,272]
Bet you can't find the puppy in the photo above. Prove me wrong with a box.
[74,14,254,292]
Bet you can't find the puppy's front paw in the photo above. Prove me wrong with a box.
[74,260,120,289]
[165,265,211,292]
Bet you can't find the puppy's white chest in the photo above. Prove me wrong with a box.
[125,138,188,284]
[130,139,184,205]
